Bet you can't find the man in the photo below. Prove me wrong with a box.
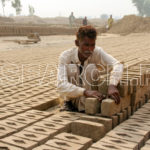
[69,12,75,27]
[83,16,88,26]
[57,26,123,112]
[107,15,114,30]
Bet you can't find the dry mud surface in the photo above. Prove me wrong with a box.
[0,33,150,149]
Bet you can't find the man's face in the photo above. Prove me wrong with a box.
[77,36,96,59]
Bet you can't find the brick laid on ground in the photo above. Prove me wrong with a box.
[55,132,92,150]
[45,139,85,150]
[80,115,112,132]
[91,141,131,150]
[33,120,67,133]
[32,144,60,150]
[113,125,149,142]
[0,142,23,150]
[13,130,49,145]
[99,136,138,150]
[71,120,105,142]
[24,125,57,138]
[106,130,144,148]
[0,135,37,150]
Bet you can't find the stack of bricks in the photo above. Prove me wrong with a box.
[0,24,76,36]
[84,62,150,117]
[88,100,150,150]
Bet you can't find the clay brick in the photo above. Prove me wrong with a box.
[99,136,138,150]
[0,142,23,150]
[141,145,150,150]
[127,106,131,117]
[46,139,84,150]
[14,130,49,145]
[118,83,128,97]
[55,132,92,150]
[43,117,72,132]
[145,139,150,145]
[24,125,57,138]
[122,109,128,120]
[131,91,141,106]
[92,141,131,150]
[8,104,31,111]
[130,115,150,122]
[34,120,67,133]
[0,135,37,150]
[117,112,124,123]
[71,120,105,142]
[114,125,149,142]
[8,115,36,125]
[129,117,150,126]
[111,115,118,128]
[106,130,144,148]
[53,113,80,121]
[121,95,131,110]
[87,148,100,150]
[0,124,16,138]
[0,110,14,120]
[85,98,100,115]
[3,106,25,114]
[32,144,60,150]
[101,99,121,117]
[80,115,112,132]
[19,113,44,120]
[0,119,26,130]
[119,120,150,131]
[26,109,54,117]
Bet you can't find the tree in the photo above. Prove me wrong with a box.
[132,0,150,16]
[143,0,150,16]
[11,0,22,15]
[28,5,35,16]
[1,0,10,16]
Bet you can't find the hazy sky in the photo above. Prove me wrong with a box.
[2,0,138,18]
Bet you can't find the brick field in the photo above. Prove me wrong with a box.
[0,33,150,149]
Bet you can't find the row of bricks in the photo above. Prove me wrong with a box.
[0,87,58,108]
[0,102,149,150]
[0,94,59,116]
[89,101,150,150]
[0,26,75,36]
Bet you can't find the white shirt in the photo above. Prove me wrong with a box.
[57,46,123,99]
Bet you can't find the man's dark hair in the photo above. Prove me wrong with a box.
[76,25,97,40]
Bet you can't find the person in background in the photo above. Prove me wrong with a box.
[107,15,114,30]
[69,12,75,27]
[83,16,88,26]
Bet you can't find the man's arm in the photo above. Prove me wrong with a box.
[99,48,124,104]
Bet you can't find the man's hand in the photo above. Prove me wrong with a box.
[84,90,106,102]
[108,84,120,104]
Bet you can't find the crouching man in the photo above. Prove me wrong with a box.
[57,26,123,112]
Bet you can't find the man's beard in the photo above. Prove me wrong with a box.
[83,50,93,57]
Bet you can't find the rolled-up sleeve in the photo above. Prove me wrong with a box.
[99,48,123,86]
[57,52,85,98]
